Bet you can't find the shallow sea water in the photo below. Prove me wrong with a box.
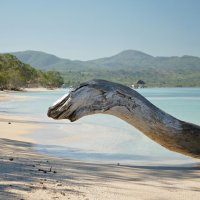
[1,88,200,165]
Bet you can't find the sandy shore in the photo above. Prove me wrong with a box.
[24,87,55,92]
[0,114,40,142]
[0,91,29,101]
[1,91,200,199]
[0,138,200,200]
[0,115,200,200]
[0,89,49,141]
[0,87,56,100]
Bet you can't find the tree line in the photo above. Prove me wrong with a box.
[0,54,64,90]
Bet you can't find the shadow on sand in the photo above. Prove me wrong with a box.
[0,138,200,199]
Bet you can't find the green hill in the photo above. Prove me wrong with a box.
[0,54,64,90]
[12,50,200,87]
[13,50,85,71]
[88,50,155,69]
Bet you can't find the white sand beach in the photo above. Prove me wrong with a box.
[1,92,200,200]
[0,137,200,200]
[24,87,55,92]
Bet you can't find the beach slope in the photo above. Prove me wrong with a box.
[0,138,200,200]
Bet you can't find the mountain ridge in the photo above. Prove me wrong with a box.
[11,49,200,87]
[12,49,200,62]
[12,49,200,70]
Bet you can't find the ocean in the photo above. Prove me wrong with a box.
[1,87,200,165]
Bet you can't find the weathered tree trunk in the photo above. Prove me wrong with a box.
[48,79,200,159]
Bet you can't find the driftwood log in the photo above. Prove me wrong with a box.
[48,79,200,159]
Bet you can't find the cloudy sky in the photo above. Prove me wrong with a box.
[0,0,200,60]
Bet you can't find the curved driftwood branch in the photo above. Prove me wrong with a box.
[48,79,200,159]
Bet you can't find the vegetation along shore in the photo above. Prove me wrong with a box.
[0,54,63,91]
[1,49,200,90]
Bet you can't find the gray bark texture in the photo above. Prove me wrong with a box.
[48,79,200,159]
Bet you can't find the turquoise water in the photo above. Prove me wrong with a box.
[1,88,200,164]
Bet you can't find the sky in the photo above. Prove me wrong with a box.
[0,0,200,60]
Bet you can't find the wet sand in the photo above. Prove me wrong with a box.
[0,89,42,142]
[0,114,39,142]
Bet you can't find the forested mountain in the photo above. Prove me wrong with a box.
[0,54,63,90]
[12,50,200,71]
[12,50,200,87]
[13,51,70,70]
